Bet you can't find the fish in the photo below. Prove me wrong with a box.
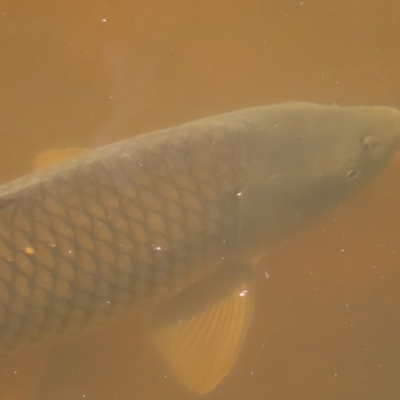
[0,101,399,395]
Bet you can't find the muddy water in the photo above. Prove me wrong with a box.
[1,1,400,399]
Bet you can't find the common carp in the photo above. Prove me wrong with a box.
[0,102,399,395]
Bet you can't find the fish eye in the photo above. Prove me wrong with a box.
[361,135,380,151]
[345,169,359,180]
[340,161,361,182]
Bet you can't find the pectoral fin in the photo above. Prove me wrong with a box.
[149,266,255,394]
[0,349,48,399]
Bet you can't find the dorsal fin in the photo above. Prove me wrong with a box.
[35,148,87,170]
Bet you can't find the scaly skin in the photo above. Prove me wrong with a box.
[0,102,398,357]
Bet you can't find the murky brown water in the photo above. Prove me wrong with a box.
[1,1,400,399]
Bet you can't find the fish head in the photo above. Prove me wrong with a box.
[296,105,400,206]
[239,104,400,251]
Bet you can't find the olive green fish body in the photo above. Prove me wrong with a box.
[0,123,255,354]
[0,102,398,393]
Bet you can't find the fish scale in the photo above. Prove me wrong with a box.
[0,123,247,355]
[0,102,398,394]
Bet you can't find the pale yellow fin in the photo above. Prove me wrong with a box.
[150,267,255,394]
[35,148,87,169]
[0,349,48,399]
